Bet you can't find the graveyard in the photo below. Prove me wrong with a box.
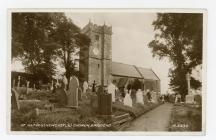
[11,75,202,131]
[11,77,163,131]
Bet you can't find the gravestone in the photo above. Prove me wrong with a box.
[90,93,98,113]
[50,80,54,90]
[175,95,178,103]
[17,76,21,88]
[56,79,60,87]
[136,89,144,104]
[63,76,68,90]
[151,91,158,103]
[83,81,88,94]
[175,94,181,103]
[11,88,20,110]
[55,88,67,106]
[26,81,30,94]
[185,94,194,104]
[98,93,112,117]
[78,87,82,101]
[67,76,79,108]
[108,82,117,102]
[97,85,104,95]
[124,91,132,107]
[85,88,92,99]
[194,94,202,105]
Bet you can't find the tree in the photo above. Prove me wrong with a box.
[148,13,203,100]
[12,13,63,82]
[52,15,90,85]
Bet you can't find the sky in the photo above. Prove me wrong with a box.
[12,12,173,94]
[65,12,172,94]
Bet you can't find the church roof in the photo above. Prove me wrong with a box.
[111,62,142,78]
[111,62,160,80]
[135,66,160,80]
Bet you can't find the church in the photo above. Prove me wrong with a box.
[79,22,161,94]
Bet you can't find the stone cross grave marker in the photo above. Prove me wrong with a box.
[67,76,79,108]
[11,88,20,110]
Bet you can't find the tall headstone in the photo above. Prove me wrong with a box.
[124,90,132,107]
[150,91,157,103]
[78,87,82,101]
[108,82,118,102]
[98,93,112,117]
[175,95,178,103]
[185,73,194,104]
[136,89,144,104]
[11,88,20,110]
[17,76,21,88]
[83,81,88,94]
[175,94,181,103]
[50,80,54,90]
[186,73,191,95]
[26,81,30,94]
[67,76,79,108]
[56,78,60,87]
[63,76,68,90]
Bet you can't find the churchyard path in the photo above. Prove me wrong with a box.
[124,103,173,131]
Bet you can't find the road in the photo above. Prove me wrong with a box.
[124,103,173,131]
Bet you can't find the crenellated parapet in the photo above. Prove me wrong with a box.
[82,21,112,35]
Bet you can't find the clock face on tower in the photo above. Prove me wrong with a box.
[93,47,99,56]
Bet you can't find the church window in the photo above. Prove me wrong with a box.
[98,64,100,69]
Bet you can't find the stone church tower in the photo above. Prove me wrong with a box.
[79,21,112,86]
